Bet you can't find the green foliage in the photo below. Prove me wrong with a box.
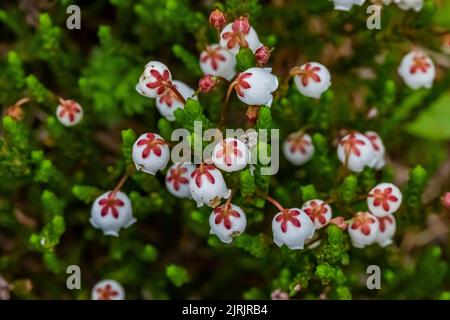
[1,0,449,301]
[166,264,190,287]
[407,93,450,140]
[236,47,256,71]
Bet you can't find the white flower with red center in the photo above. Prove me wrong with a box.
[132,133,170,175]
[90,191,136,237]
[302,200,332,230]
[330,0,366,11]
[348,211,379,248]
[189,164,231,208]
[219,17,263,55]
[200,44,236,81]
[395,0,423,11]
[135,61,172,98]
[56,98,83,127]
[156,80,195,121]
[165,162,195,199]
[209,203,247,243]
[91,280,125,300]
[337,132,376,172]
[398,51,435,90]
[365,131,386,170]
[212,138,249,172]
[272,208,315,250]
[293,62,331,99]
[367,182,402,217]
[376,215,396,247]
[282,132,315,166]
[232,68,279,107]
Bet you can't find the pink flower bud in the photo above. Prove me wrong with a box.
[441,192,450,209]
[209,8,226,30]
[199,74,217,93]
[330,216,348,231]
[232,16,250,34]
[255,46,271,65]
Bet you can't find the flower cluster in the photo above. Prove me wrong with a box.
[349,183,402,248]
[89,7,424,252]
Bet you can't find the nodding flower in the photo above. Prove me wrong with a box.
[398,50,435,90]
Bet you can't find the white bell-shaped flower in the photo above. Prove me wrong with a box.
[200,44,237,81]
[365,131,386,170]
[301,199,333,230]
[91,279,125,300]
[90,191,136,237]
[293,62,331,99]
[376,215,396,247]
[398,51,435,90]
[272,208,315,250]
[348,211,379,248]
[337,132,376,172]
[165,162,196,199]
[132,133,170,175]
[209,203,247,243]
[331,0,366,11]
[232,68,278,107]
[56,98,83,127]
[367,182,402,217]
[156,80,195,121]
[219,20,263,55]
[212,138,250,172]
[283,132,315,166]
[135,61,172,98]
[189,164,231,208]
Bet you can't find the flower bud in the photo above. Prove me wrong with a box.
[337,132,376,172]
[232,16,251,34]
[255,46,271,65]
[283,132,315,166]
[209,8,226,30]
[199,74,217,93]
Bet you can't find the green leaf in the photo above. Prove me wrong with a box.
[236,47,256,71]
[184,98,202,119]
[240,169,256,197]
[406,93,450,140]
[166,264,190,287]
[300,184,318,202]
[121,129,136,166]
[256,106,272,130]
[72,185,101,203]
